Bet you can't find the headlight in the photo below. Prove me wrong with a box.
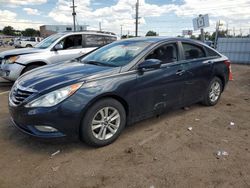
[5,56,20,64]
[25,83,82,108]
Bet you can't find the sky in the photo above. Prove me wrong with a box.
[0,0,250,37]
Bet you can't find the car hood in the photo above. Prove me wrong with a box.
[0,48,43,59]
[16,61,120,93]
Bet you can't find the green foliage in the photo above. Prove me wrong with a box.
[146,30,158,36]
[2,26,15,35]
[21,28,40,37]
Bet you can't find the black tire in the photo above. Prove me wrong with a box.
[202,77,223,106]
[80,98,126,147]
[26,44,32,47]
[22,65,41,75]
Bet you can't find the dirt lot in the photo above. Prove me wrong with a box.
[0,46,250,188]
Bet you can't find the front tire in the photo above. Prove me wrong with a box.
[80,98,126,147]
[202,77,223,106]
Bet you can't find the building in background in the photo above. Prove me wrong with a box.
[40,25,88,38]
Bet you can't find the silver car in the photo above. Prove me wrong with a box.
[0,31,117,81]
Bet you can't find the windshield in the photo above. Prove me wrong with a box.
[35,33,64,49]
[81,40,152,67]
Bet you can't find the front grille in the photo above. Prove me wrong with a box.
[10,84,35,106]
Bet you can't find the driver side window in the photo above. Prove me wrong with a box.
[146,43,178,64]
[57,35,82,50]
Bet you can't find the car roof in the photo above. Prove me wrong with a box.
[120,36,206,45]
[58,31,117,37]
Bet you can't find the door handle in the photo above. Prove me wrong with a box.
[176,70,185,75]
[203,61,213,64]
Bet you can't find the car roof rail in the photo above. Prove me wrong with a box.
[61,30,116,36]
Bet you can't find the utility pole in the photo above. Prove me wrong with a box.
[200,28,205,42]
[199,15,205,42]
[120,25,123,39]
[99,22,102,31]
[226,23,229,37]
[214,20,221,49]
[70,0,77,31]
[135,0,139,37]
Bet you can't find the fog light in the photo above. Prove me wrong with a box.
[35,126,58,132]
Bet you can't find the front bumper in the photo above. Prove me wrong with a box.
[8,92,89,139]
[0,63,25,81]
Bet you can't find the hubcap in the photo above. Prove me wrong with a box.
[209,81,221,103]
[91,107,121,140]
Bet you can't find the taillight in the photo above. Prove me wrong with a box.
[224,60,233,81]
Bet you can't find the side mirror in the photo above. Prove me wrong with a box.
[137,59,162,71]
[54,44,63,51]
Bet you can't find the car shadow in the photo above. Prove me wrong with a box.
[1,103,205,155]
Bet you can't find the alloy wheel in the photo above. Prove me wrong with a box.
[91,107,121,140]
[209,81,221,103]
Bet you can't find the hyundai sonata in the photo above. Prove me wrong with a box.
[9,37,232,147]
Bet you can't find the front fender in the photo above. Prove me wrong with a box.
[15,53,50,66]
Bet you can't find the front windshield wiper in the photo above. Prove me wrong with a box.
[84,60,117,67]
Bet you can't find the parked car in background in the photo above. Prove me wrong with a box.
[205,40,214,48]
[14,38,22,48]
[0,31,117,81]
[0,40,4,47]
[9,37,232,147]
[18,37,43,48]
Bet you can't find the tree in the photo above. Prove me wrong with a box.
[146,30,158,36]
[2,26,15,35]
[21,28,40,37]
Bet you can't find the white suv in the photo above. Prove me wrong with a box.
[0,31,117,81]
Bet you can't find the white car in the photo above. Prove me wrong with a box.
[18,37,43,48]
[0,31,117,81]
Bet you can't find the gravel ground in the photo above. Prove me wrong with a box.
[0,46,250,188]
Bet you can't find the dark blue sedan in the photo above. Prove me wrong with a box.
[8,37,232,147]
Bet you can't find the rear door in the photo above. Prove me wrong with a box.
[134,41,187,118]
[180,42,214,104]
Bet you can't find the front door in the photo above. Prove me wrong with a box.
[48,34,85,64]
[134,42,187,118]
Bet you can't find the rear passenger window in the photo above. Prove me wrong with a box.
[85,35,105,47]
[182,43,205,60]
[104,36,117,45]
[30,37,36,42]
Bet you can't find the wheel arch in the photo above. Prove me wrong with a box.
[21,61,47,75]
[214,74,225,92]
[84,93,129,118]
[78,93,129,140]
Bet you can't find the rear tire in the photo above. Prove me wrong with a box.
[22,65,41,75]
[80,98,126,147]
[202,77,222,106]
[26,44,32,47]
